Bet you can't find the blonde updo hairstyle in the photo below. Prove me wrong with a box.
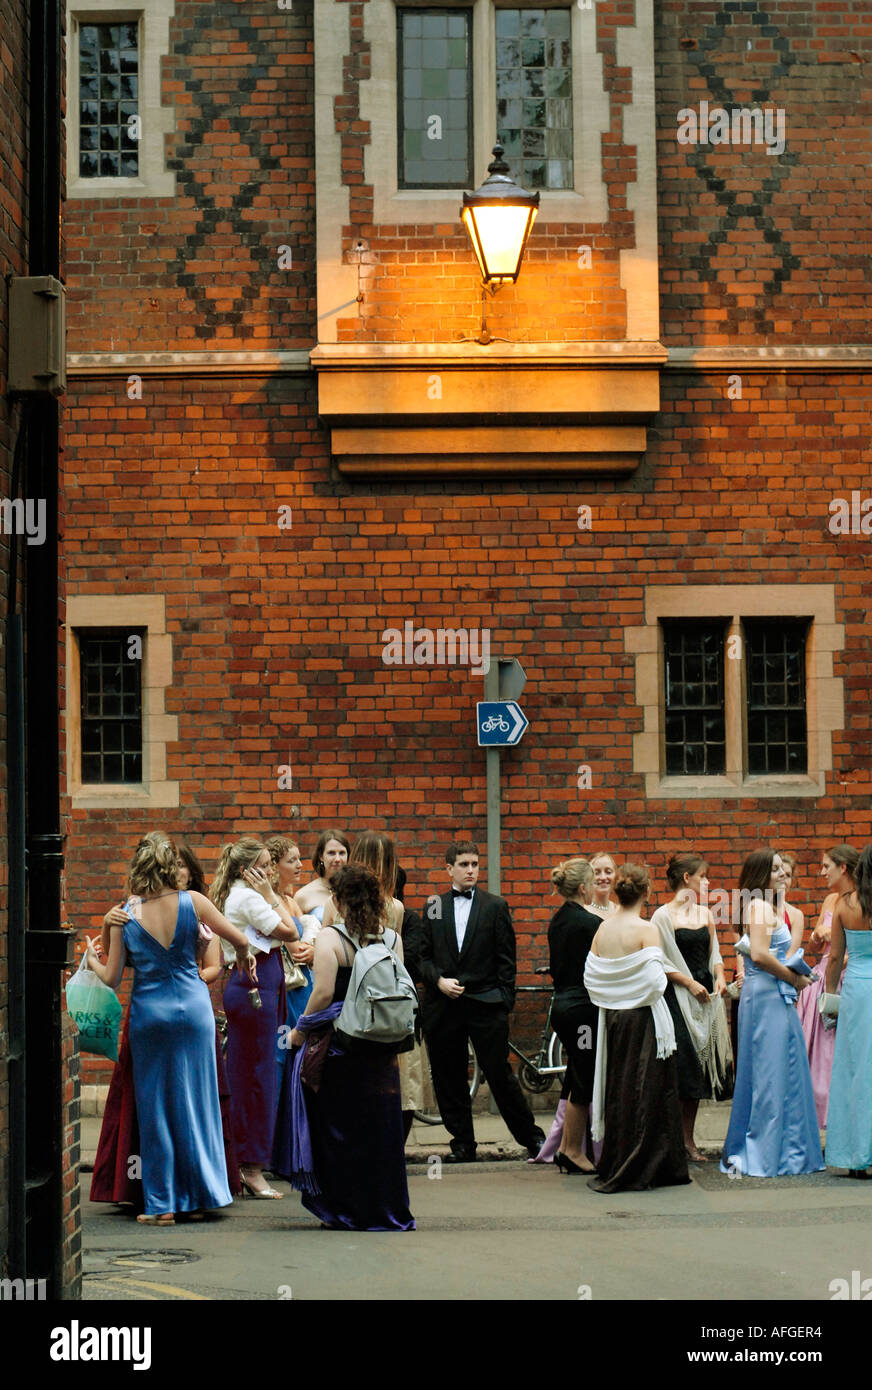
[551,858,594,900]
[613,863,651,907]
[128,831,179,898]
[209,837,269,914]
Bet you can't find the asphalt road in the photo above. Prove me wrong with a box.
[81,1160,872,1303]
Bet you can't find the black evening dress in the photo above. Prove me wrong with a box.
[274,964,415,1231]
[588,1006,691,1194]
[548,901,601,1105]
[663,924,714,1101]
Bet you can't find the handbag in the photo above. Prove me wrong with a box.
[280,943,307,990]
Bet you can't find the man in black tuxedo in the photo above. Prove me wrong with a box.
[419,840,545,1162]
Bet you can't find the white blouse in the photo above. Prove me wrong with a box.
[221,881,282,960]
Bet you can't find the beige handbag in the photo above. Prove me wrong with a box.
[280,944,307,990]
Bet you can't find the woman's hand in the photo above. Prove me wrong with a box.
[236,951,258,985]
[812,923,832,946]
[688,980,710,1003]
[289,941,314,966]
[102,904,128,931]
[787,969,811,993]
[243,866,278,903]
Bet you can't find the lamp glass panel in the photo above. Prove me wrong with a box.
[464,204,534,279]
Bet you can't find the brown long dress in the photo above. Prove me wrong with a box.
[588,1006,691,1194]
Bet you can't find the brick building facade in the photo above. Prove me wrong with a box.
[61,0,871,1087]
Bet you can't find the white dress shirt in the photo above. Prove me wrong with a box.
[453,888,474,952]
[220,881,282,960]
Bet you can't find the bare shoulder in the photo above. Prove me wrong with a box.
[638,921,661,949]
[785,901,804,929]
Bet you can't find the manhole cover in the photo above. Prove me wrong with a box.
[108,1250,200,1266]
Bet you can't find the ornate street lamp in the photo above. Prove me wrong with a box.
[460,144,540,287]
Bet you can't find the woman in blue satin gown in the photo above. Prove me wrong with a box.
[825,846,872,1177]
[87,831,258,1222]
[721,849,824,1178]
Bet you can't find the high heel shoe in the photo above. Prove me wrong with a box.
[555,1151,593,1175]
[239,1172,283,1199]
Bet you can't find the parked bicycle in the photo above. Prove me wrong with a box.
[413,967,565,1124]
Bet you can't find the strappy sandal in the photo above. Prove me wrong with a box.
[137,1212,175,1226]
[240,1172,283,1199]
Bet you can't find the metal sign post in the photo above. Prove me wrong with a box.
[481,658,528,895]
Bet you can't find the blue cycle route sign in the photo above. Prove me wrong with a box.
[476,701,529,747]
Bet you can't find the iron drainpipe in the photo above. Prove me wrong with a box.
[6,407,29,1282]
[22,0,72,1297]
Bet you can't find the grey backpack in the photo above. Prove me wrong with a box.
[332,923,419,1055]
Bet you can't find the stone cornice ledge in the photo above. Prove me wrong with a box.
[311,341,669,368]
[67,350,313,376]
[665,345,872,371]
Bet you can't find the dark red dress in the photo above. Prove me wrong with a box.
[90,1002,242,1204]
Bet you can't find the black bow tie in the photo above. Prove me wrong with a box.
[452,889,473,899]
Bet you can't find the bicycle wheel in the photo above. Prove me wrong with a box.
[468,1042,481,1102]
[518,1060,555,1094]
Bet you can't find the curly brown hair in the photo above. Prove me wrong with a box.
[330,863,384,943]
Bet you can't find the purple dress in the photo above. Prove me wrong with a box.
[223,946,285,1166]
[274,965,415,1231]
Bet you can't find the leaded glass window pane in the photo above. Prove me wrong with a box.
[745,621,808,775]
[79,632,143,783]
[79,22,139,178]
[663,622,727,776]
[496,7,572,189]
[398,8,473,188]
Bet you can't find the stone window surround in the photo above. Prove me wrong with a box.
[66,594,179,809]
[367,0,610,225]
[625,585,845,800]
[65,0,177,202]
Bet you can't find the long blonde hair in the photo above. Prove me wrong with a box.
[209,837,267,913]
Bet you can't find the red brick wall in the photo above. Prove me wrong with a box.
[656,0,871,344]
[64,0,315,353]
[64,366,872,1077]
[62,0,872,1080]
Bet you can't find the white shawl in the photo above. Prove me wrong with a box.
[584,946,675,1142]
[650,904,732,1094]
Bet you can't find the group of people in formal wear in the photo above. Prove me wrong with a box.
[83,829,872,1230]
[539,844,872,1189]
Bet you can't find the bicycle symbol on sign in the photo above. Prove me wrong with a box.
[482,713,511,733]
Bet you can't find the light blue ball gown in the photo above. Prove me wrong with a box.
[123,890,232,1214]
[721,922,824,1177]
[825,929,872,1170]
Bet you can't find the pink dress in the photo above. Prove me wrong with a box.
[795,912,845,1127]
